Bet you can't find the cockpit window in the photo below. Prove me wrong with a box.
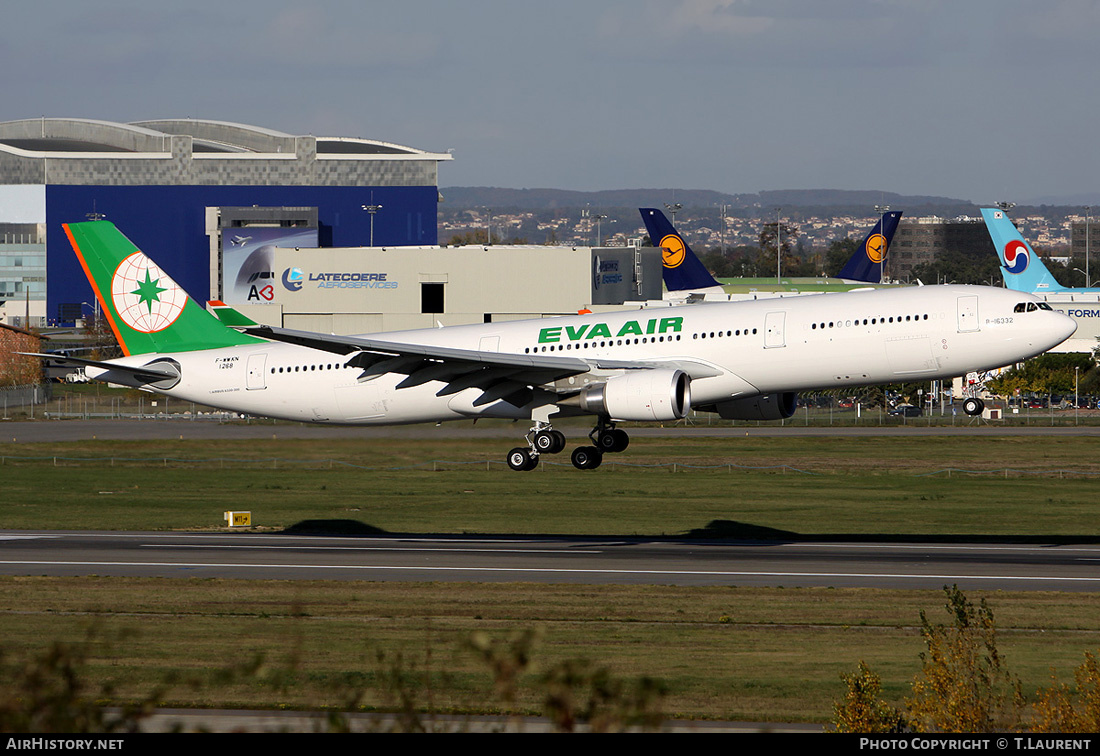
[1014,303,1027,313]
[1038,302,1053,311]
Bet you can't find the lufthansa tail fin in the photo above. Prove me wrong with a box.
[980,208,1066,293]
[638,208,723,293]
[837,211,903,283]
[63,221,264,356]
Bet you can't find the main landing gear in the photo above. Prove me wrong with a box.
[506,420,566,472]
[505,419,630,472]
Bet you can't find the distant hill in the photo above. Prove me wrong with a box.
[440,186,971,211]
[1024,193,1100,207]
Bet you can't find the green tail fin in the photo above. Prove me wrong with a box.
[64,221,264,356]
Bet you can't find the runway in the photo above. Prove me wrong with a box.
[3,530,1100,591]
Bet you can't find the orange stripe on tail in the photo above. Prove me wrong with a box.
[63,223,131,357]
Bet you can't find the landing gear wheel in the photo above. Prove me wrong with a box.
[534,430,566,454]
[596,428,629,453]
[507,447,539,472]
[551,429,567,453]
[571,446,603,470]
[963,397,985,416]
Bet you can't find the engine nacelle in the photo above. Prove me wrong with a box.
[711,392,797,421]
[575,369,691,421]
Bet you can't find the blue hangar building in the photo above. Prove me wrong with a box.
[0,118,452,324]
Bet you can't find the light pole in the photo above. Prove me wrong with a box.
[776,207,782,284]
[719,204,728,256]
[1084,206,1091,288]
[593,214,609,246]
[361,196,383,247]
[874,204,891,284]
[664,202,682,227]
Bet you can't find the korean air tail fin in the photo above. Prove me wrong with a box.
[638,208,723,293]
[837,211,903,283]
[980,208,1066,293]
[63,221,264,356]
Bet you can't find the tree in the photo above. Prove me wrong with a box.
[910,254,1002,286]
[906,585,1024,732]
[985,353,1096,398]
[447,229,517,246]
[834,586,1028,733]
[758,221,800,278]
[1031,652,1100,732]
[832,661,906,733]
[824,238,859,277]
[86,311,121,362]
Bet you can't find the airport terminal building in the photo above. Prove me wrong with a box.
[0,118,452,326]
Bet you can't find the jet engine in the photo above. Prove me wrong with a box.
[709,392,797,421]
[573,369,690,421]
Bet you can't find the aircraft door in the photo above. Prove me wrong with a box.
[957,296,979,333]
[764,311,786,348]
[246,353,267,390]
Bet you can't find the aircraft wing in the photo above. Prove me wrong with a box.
[239,324,598,407]
[236,324,719,407]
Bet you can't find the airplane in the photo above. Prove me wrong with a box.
[981,207,1100,354]
[35,221,1076,471]
[639,207,903,299]
[230,235,253,247]
[981,207,1100,293]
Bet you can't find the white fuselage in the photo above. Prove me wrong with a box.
[90,285,1076,425]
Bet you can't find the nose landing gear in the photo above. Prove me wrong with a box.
[962,397,985,416]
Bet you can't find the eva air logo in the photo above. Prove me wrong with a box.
[110,252,187,333]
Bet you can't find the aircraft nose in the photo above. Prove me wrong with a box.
[1051,311,1077,346]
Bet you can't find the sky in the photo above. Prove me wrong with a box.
[3,0,1099,204]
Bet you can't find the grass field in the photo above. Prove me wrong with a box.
[0,434,1097,537]
[2,431,1100,727]
[3,578,1100,726]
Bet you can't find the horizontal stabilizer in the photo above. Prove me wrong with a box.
[20,353,181,389]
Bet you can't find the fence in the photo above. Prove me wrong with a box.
[0,453,1097,478]
[0,383,51,418]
